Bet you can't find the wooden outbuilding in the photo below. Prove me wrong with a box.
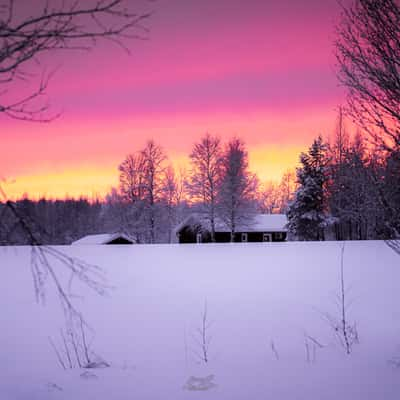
[175,214,288,243]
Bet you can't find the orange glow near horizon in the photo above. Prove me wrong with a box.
[2,167,118,201]
[2,144,305,201]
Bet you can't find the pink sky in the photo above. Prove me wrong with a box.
[0,0,348,199]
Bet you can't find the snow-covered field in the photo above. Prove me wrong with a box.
[1,241,399,399]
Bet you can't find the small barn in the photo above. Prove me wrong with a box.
[71,233,135,245]
[175,214,288,243]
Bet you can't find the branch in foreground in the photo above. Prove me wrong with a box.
[386,239,400,256]
[49,316,110,370]
[0,186,110,326]
[0,0,152,121]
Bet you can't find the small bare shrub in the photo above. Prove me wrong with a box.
[322,243,359,355]
[191,301,213,364]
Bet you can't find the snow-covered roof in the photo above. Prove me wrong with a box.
[71,233,135,245]
[237,214,288,233]
[175,213,288,234]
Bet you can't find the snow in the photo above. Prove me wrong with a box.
[0,241,400,399]
[71,233,134,245]
[241,213,288,232]
[176,213,288,233]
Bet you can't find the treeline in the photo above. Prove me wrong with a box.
[0,135,296,245]
[0,194,193,245]
[0,198,103,245]
[2,122,398,245]
[287,113,400,241]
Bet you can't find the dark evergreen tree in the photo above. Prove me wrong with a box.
[287,136,329,240]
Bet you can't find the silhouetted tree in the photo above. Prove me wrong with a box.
[330,133,379,239]
[187,133,223,242]
[218,138,258,242]
[335,0,400,151]
[118,153,146,203]
[117,140,167,243]
[258,181,280,214]
[277,170,297,213]
[327,108,351,239]
[162,164,179,243]
[140,140,167,243]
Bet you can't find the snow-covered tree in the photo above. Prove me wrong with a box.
[187,133,223,242]
[118,140,167,243]
[287,136,329,240]
[218,138,258,241]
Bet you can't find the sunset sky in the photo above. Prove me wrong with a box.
[0,0,348,199]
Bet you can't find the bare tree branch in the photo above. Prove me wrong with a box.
[0,0,152,121]
[335,0,400,151]
[0,186,110,334]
